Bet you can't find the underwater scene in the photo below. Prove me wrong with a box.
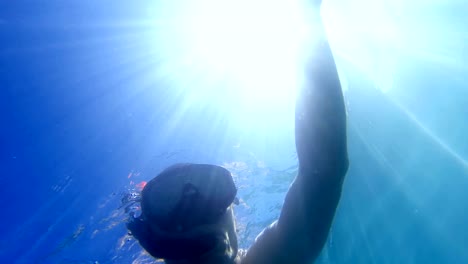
[1,0,467,263]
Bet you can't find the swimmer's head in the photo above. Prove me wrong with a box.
[127,163,239,263]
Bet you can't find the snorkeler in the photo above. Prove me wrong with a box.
[127,0,349,262]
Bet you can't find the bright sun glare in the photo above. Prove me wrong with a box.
[149,0,412,116]
[152,0,314,114]
[149,0,464,118]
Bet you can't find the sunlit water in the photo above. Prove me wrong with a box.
[1,0,467,263]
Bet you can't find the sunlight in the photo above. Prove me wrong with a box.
[388,96,468,170]
[181,0,308,71]
[146,0,463,116]
[322,0,400,93]
[323,0,466,94]
[139,0,467,126]
[149,0,313,114]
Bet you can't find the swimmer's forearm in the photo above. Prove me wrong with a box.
[295,21,348,183]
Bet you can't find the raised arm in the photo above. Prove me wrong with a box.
[242,3,348,263]
[283,14,349,259]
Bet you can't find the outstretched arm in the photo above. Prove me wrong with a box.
[242,3,348,263]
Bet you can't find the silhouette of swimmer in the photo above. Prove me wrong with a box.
[127,0,349,262]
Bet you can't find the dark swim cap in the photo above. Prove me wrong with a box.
[127,163,237,260]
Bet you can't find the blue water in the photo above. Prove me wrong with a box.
[1,0,467,263]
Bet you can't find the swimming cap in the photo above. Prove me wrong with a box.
[127,163,237,260]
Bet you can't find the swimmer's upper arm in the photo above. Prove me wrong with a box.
[241,18,348,264]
